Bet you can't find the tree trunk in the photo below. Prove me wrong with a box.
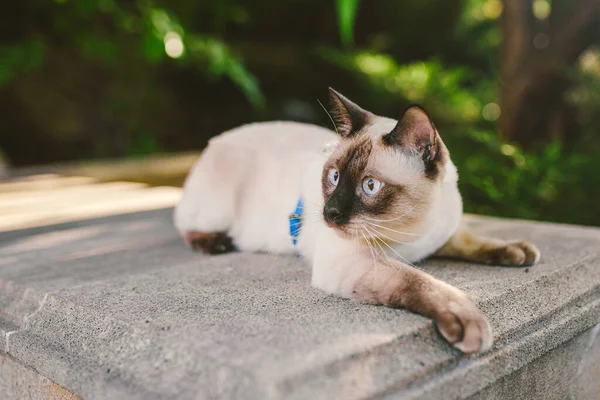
[500,0,600,147]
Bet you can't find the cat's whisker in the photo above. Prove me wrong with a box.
[291,206,321,219]
[364,226,405,275]
[363,225,423,271]
[300,211,322,218]
[369,234,405,275]
[295,202,320,210]
[363,223,414,245]
[370,237,393,276]
[300,213,322,219]
[359,226,373,256]
[361,205,417,223]
[361,229,383,283]
[317,99,340,136]
[302,198,322,206]
[297,211,320,216]
[363,226,387,263]
[269,247,282,269]
[304,216,323,224]
[363,220,423,237]
[362,214,407,223]
[366,240,378,266]
[294,208,320,216]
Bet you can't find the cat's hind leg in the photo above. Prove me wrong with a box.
[184,231,236,255]
[174,142,250,254]
[434,220,540,266]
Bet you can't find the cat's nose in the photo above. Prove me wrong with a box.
[323,206,346,226]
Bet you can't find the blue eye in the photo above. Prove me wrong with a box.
[362,178,382,196]
[328,168,339,186]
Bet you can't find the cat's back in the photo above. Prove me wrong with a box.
[208,121,337,155]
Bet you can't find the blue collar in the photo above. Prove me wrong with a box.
[288,198,303,246]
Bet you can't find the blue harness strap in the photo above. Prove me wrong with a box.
[288,198,303,246]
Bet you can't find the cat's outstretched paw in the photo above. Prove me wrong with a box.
[488,241,540,266]
[436,298,493,354]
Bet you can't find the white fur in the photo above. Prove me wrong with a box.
[174,120,463,297]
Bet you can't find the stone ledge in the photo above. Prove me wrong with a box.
[468,323,600,400]
[0,209,598,399]
[0,352,80,400]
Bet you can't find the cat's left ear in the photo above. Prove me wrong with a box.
[328,87,373,138]
[383,105,439,163]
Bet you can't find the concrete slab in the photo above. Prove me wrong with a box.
[0,209,598,399]
[468,323,600,400]
[0,352,80,400]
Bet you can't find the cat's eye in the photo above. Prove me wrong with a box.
[362,177,382,196]
[328,168,339,186]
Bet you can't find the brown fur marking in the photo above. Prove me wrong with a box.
[322,137,373,226]
[183,231,235,255]
[435,221,540,266]
[382,105,447,179]
[321,124,443,236]
[328,88,373,137]
[351,258,491,353]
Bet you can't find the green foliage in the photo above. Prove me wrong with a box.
[336,0,360,47]
[448,128,600,225]
[0,39,45,87]
[2,0,599,226]
[187,36,264,108]
[129,129,161,156]
[318,48,493,123]
[142,6,265,107]
[0,1,263,107]
[318,44,600,225]
[143,5,264,107]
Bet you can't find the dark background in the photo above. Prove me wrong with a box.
[1,0,599,225]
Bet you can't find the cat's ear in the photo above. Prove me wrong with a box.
[328,87,372,138]
[383,105,439,163]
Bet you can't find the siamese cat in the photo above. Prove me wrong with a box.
[174,88,540,354]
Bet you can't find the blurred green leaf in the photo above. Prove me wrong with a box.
[129,130,161,156]
[227,59,264,108]
[0,39,45,87]
[73,0,97,17]
[98,0,116,14]
[0,65,13,86]
[141,32,165,62]
[336,0,359,47]
[80,35,118,65]
[188,35,264,108]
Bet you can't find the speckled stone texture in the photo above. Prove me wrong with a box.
[0,209,599,400]
[0,352,80,400]
[467,323,600,400]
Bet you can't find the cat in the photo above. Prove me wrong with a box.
[173,88,541,354]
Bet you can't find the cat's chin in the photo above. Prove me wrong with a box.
[327,225,354,239]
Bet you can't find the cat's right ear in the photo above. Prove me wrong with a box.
[383,105,439,163]
[328,88,372,138]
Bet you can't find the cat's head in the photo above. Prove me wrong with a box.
[321,88,451,241]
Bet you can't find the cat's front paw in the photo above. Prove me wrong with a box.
[488,241,540,266]
[436,297,493,354]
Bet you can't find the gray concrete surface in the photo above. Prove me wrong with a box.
[0,209,599,399]
[0,352,80,400]
[468,323,600,400]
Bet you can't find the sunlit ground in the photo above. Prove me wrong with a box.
[0,153,201,232]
